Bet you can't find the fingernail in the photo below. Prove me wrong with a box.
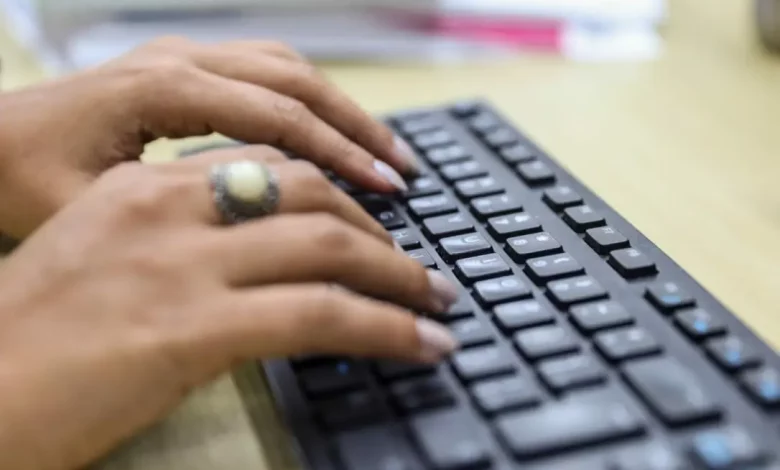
[416,318,458,362]
[374,159,409,192]
[394,135,422,175]
[427,269,460,312]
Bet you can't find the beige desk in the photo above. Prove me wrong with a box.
[2,0,780,469]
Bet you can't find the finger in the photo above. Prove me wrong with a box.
[202,285,458,363]
[211,214,459,313]
[219,40,308,62]
[138,67,407,194]
[179,144,289,167]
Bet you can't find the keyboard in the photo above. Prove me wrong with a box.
[246,100,780,470]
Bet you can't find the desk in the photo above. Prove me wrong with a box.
[2,1,780,469]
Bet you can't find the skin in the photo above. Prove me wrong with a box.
[0,40,456,469]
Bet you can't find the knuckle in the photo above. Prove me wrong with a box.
[292,160,329,190]
[262,40,302,58]
[288,62,325,96]
[147,35,194,52]
[115,171,188,221]
[135,59,196,94]
[272,96,310,128]
[304,287,344,335]
[312,214,355,253]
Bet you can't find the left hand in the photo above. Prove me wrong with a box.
[0,37,418,238]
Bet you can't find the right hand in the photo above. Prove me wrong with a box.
[0,158,458,470]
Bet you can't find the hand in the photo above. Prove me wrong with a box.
[0,158,458,470]
[0,37,418,238]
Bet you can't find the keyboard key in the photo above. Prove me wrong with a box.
[313,391,386,430]
[547,275,608,308]
[399,117,441,135]
[516,160,556,186]
[622,357,722,426]
[538,354,607,392]
[298,361,369,397]
[407,248,437,268]
[375,207,406,229]
[413,130,454,149]
[706,336,762,372]
[440,160,487,183]
[376,361,437,381]
[403,176,443,199]
[408,194,458,219]
[450,101,481,118]
[494,300,555,332]
[691,427,765,470]
[609,248,658,279]
[524,252,584,284]
[452,345,516,382]
[595,327,661,362]
[570,301,634,334]
[645,281,696,313]
[442,292,475,321]
[495,391,645,459]
[499,143,536,164]
[448,317,495,347]
[543,186,583,211]
[471,375,541,415]
[336,425,424,470]
[473,275,532,306]
[423,212,474,240]
[674,308,727,340]
[426,145,471,165]
[455,176,504,199]
[468,112,501,133]
[390,375,456,414]
[438,233,492,263]
[562,205,607,232]
[584,226,630,255]
[409,409,492,470]
[505,232,562,262]
[741,367,780,408]
[487,213,541,240]
[483,127,519,148]
[390,228,421,250]
[610,442,688,470]
[514,325,580,361]
[454,254,512,284]
[471,194,524,219]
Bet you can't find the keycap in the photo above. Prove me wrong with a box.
[374,207,406,229]
[440,160,488,183]
[543,186,583,211]
[483,127,519,148]
[675,308,727,340]
[610,442,688,470]
[514,325,580,361]
[516,160,556,186]
[455,176,504,199]
[499,143,536,164]
[547,275,609,309]
[452,345,516,382]
[538,354,607,393]
[645,281,696,313]
[336,425,424,470]
[409,409,492,470]
[493,300,555,332]
[524,252,585,284]
[562,205,607,232]
[403,176,443,199]
[741,367,780,408]
[400,117,441,135]
[454,254,512,284]
[691,427,765,470]
[471,193,524,219]
[468,112,501,133]
[450,101,481,118]
[487,212,542,240]
[390,375,456,414]
[390,228,422,250]
[407,248,437,268]
[622,356,722,426]
[448,317,495,347]
[442,292,475,321]
[426,145,471,165]
[375,361,437,381]
[473,275,532,306]
[408,194,458,219]
[423,212,474,240]
[298,361,369,397]
[705,336,762,371]
[609,248,658,279]
[313,391,386,430]
[413,130,454,149]
[570,301,634,334]
[471,375,541,415]
[438,233,492,263]
[505,232,562,262]
[594,327,661,362]
[495,391,645,459]
[584,226,630,255]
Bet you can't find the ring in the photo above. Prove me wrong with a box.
[210,160,280,224]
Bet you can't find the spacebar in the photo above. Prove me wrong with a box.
[495,391,646,459]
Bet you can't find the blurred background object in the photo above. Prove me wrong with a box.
[1,0,667,72]
[757,0,780,52]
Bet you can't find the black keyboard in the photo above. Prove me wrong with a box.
[255,101,780,470]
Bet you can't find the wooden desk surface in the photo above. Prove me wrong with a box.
[2,0,780,469]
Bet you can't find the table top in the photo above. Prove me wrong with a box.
[2,0,780,469]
